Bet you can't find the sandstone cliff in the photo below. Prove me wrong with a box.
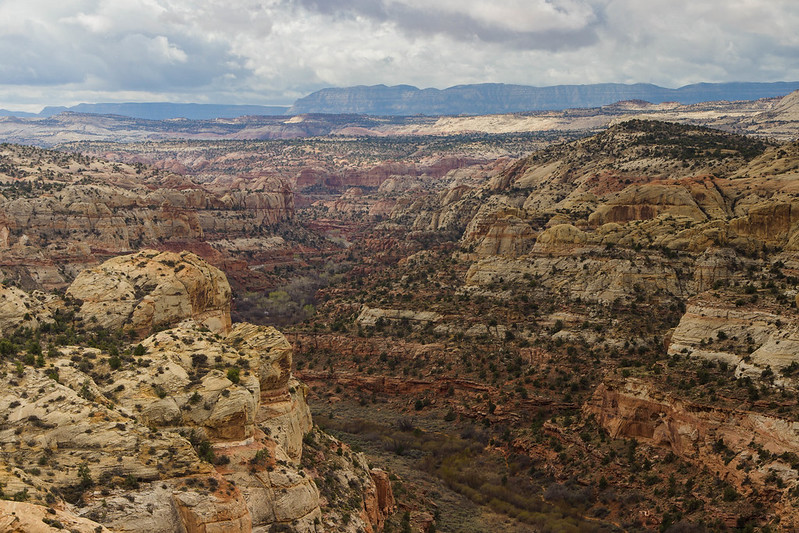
[668,289,799,385]
[444,122,799,313]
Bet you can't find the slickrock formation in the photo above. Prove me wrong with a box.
[441,121,799,319]
[531,224,588,255]
[691,247,743,292]
[357,306,443,328]
[729,201,799,249]
[460,202,536,259]
[0,178,293,251]
[471,214,535,257]
[67,249,232,335]
[0,358,238,532]
[464,251,685,304]
[0,251,392,533]
[300,428,395,533]
[0,284,54,334]
[587,183,712,226]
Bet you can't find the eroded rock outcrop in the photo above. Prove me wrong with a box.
[0,145,294,290]
[0,284,54,334]
[301,428,396,533]
[729,201,799,249]
[588,184,710,226]
[0,360,240,533]
[465,251,686,304]
[357,306,443,328]
[471,214,535,258]
[0,501,110,533]
[67,249,232,335]
[585,379,799,528]
[531,224,588,255]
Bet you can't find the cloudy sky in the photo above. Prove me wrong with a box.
[1,0,798,111]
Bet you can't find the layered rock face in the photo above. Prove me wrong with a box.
[299,428,395,533]
[668,290,799,384]
[357,306,443,328]
[587,183,716,226]
[0,251,392,533]
[0,145,293,289]
[586,379,799,529]
[436,122,799,310]
[464,249,687,304]
[0,176,293,252]
[461,203,535,258]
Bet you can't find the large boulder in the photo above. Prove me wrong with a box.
[532,223,589,255]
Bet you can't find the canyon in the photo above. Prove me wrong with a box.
[2,93,799,531]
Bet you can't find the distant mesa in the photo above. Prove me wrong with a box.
[289,81,799,116]
[2,81,799,121]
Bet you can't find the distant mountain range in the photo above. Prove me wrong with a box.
[0,103,289,120]
[289,82,799,116]
[1,82,799,120]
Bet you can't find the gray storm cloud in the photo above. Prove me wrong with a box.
[292,0,602,50]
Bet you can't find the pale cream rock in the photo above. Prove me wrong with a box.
[67,249,232,335]
[0,500,110,533]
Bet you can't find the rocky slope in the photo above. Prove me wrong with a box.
[66,249,232,336]
[6,116,799,530]
[409,121,799,308]
[0,251,393,533]
[667,283,799,385]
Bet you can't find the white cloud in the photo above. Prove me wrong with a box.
[0,0,797,110]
